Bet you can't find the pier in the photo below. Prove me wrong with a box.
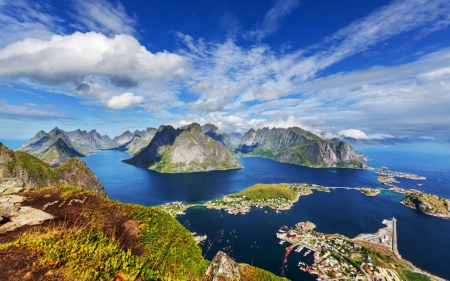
[392,217,400,258]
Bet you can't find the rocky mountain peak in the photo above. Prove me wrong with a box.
[202,123,219,133]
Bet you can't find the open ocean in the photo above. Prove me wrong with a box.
[4,139,450,279]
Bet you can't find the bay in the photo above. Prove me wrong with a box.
[80,142,450,279]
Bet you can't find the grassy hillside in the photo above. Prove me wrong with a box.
[230,183,296,200]
[0,186,288,281]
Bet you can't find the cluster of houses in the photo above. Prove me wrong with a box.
[376,168,426,180]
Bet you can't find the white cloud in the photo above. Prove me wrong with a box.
[102,92,145,110]
[71,81,109,99]
[70,0,137,36]
[0,31,189,86]
[186,97,230,113]
[0,99,73,120]
[253,85,283,101]
[245,0,300,41]
[338,129,370,139]
[0,0,64,47]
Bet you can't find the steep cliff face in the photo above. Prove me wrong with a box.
[237,127,366,168]
[239,129,258,153]
[123,125,180,167]
[124,123,242,173]
[0,143,106,195]
[201,123,240,151]
[113,130,135,144]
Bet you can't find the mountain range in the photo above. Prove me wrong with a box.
[236,127,366,168]
[19,123,367,171]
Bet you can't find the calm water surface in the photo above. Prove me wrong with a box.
[79,142,450,279]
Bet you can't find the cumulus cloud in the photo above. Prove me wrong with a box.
[102,92,145,110]
[0,32,188,86]
[245,0,300,41]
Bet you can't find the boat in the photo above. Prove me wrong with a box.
[279,240,285,245]
[304,249,311,256]
[295,246,303,252]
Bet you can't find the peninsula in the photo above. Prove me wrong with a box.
[276,219,444,281]
[160,183,330,217]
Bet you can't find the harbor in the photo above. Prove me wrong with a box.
[275,219,438,281]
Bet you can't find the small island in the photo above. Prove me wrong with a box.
[402,193,450,219]
[376,176,398,183]
[356,187,381,196]
[375,168,426,188]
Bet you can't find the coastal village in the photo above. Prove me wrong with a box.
[276,220,435,281]
[204,183,330,215]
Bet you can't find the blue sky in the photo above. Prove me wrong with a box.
[0,0,449,140]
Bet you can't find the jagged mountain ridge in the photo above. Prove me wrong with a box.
[19,127,84,167]
[124,123,242,173]
[0,143,106,195]
[19,127,118,167]
[237,127,366,168]
[114,127,157,154]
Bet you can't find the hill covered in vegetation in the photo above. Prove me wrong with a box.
[0,186,288,281]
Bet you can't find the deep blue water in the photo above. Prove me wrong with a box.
[0,139,27,150]
[78,142,450,279]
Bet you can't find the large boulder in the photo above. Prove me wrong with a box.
[205,251,241,281]
[0,178,24,194]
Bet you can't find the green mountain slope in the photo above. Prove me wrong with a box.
[124,123,242,173]
[19,127,119,166]
[238,127,366,168]
[0,143,105,195]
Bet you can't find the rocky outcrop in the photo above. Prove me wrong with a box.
[205,251,240,281]
[0,143,106,195]
[0,206,54,233]
[237,127,366,168]
[124,123,242,173]
[0,178,24,194]
[54,158,106,196]
[0,177,29,228]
